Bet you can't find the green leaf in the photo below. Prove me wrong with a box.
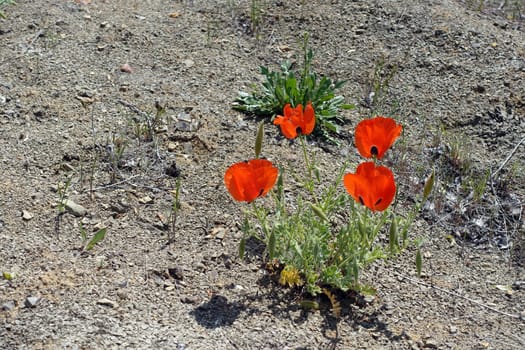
[85,228,106,251]
[268,230,276,260]
[416,249,422,277]
[355,283,377,296]
[254,122,264,159]
[310,203,328,222]
[423,170,435,202]
[2,271,13,281]
[299,300,319,310]
[389,218,398,254]
[239,236,246,259]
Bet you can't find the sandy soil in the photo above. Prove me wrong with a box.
[1,0,524,349]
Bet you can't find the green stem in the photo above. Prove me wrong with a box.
[251,201,268,241]
[299,136,318,204]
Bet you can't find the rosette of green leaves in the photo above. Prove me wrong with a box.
[233,46,354,143]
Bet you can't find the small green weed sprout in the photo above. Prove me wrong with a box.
[55,177,72,236]
[249,0,264,39]
[233,35,354,142]
[168,179,182,244]
[365,56,398,115]
[79,223,106,252]
[0,0,15,19]
[106,133,128,184]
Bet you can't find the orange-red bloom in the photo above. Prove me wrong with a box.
[273,102,315,139]
[354,116,402,159]
[343,162,396,212]
[224,159,278,203]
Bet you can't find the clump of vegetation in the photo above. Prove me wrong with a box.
[224,115,430,296]
[233,35,354,142]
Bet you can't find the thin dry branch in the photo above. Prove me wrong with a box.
[491,136,525,179]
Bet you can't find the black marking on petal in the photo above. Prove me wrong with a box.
[375,198,382,206]
[358,196,365,205]
[371,146,378,156]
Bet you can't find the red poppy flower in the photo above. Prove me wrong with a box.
[343,162,396,212]
[273,102,315,139]
[354,116,402,159]
[224,159,278,203]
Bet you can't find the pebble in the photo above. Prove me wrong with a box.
[24,296,41,308]
[138,196,153,204]
[423,338,438,349]
[120,63,133,73]
[65,199,87,217]
[168,266,184,280]
[180,296,199,304]
[117,291,128,300]
[2,300,16,311]
[96,298,119,308]
[21,210,33,221]
[167,142,178,152]
[182,59,194,68]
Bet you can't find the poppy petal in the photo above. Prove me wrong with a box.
[301,102,315,136]
[343,162,396,211]
[224,159,278,202]
[355,117,402,159]
[274,115,299,139]
[274,102,316,139]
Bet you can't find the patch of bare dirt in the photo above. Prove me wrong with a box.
[1,0,524,349]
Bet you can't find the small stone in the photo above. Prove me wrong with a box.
[138,196,153,204]
[120,63,133,73]
[513,281,525,290]
[65,200,87,217]
[449,325,457,334]
[182,59,194,68]
[21,210,33,221]
[165,161,180,178]
[209,226,227,240]
[423,338,438,349]
[168,266,184,280]
[96,298,119,308]
[180,296,199,304]
[117,291,128,300]
[2,300,16,311]
[24,296,41,308]
[167,142,178,152]
[363,295,375,303]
